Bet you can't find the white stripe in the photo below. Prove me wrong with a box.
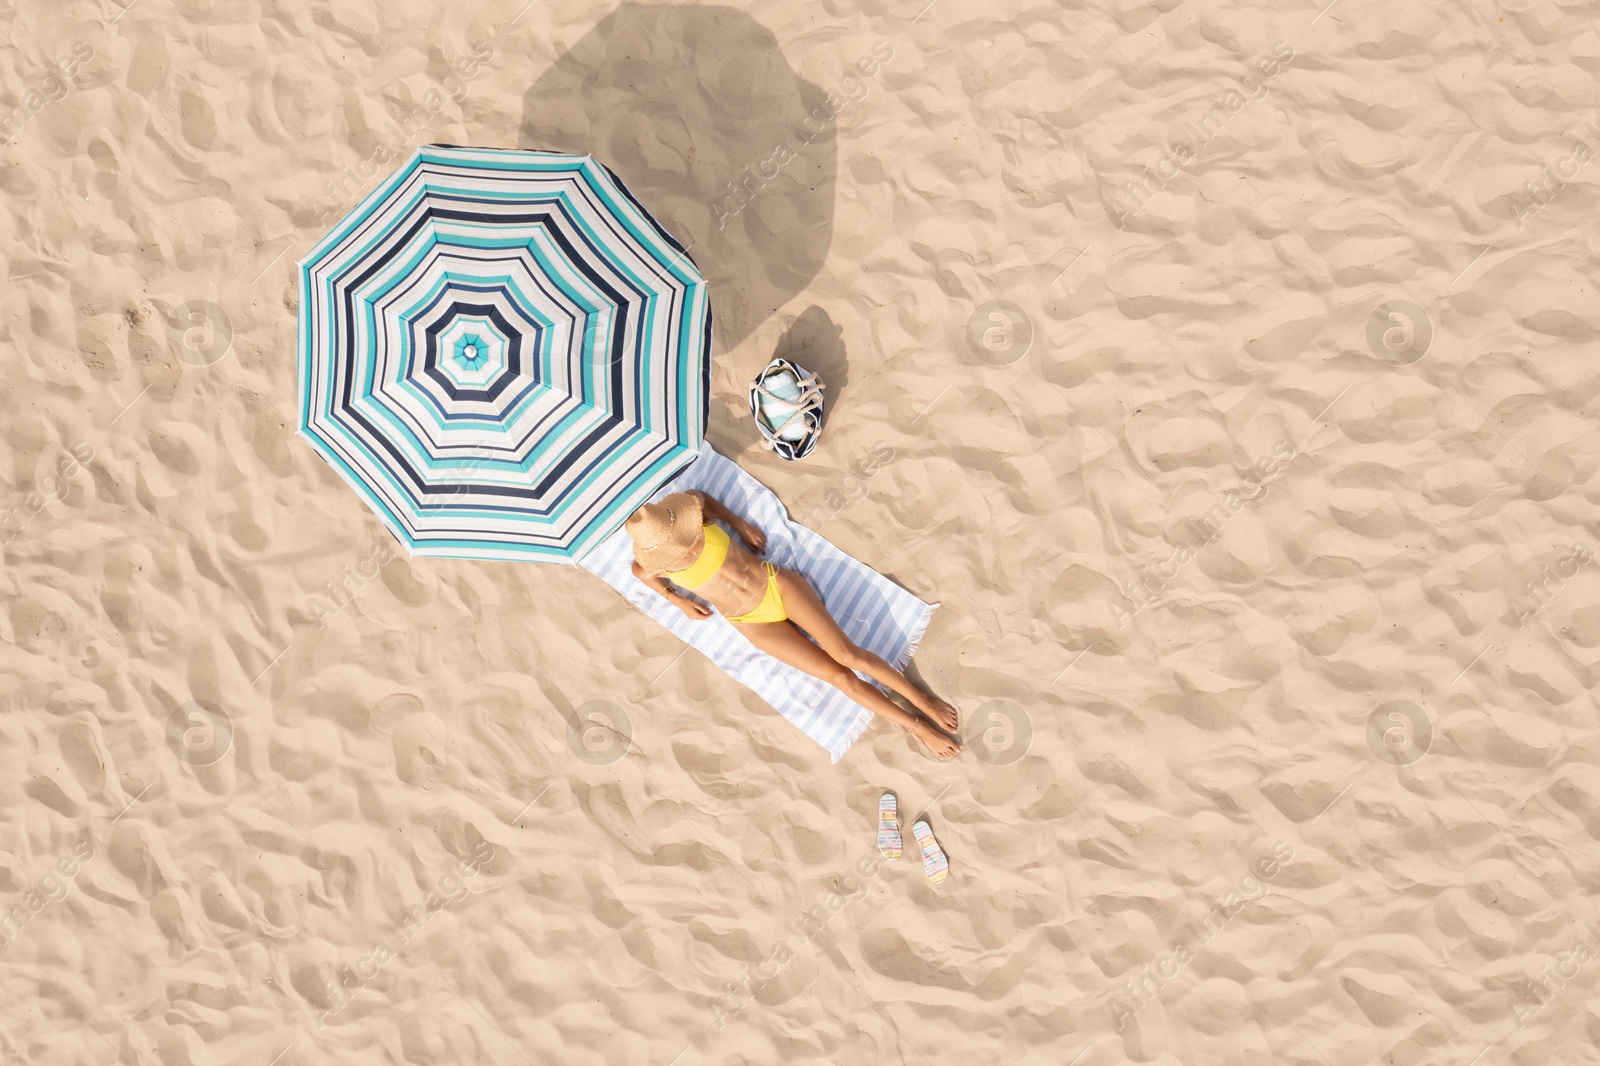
[578,446,935,761]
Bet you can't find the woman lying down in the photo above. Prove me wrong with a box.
[626,490,961,759]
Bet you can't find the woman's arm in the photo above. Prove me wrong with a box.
[690,490,767,554]
[631,561,711,619]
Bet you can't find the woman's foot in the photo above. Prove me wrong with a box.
[914,722,960,759]
[919,696,959,734]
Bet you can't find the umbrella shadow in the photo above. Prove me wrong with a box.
[519,3,836,368]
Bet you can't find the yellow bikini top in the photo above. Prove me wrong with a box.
[665,523,729,589]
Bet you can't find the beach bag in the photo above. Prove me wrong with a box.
[749,357,825,460]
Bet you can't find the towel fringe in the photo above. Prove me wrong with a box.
[893,600,937,670]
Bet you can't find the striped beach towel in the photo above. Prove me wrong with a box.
[577,445,936,761]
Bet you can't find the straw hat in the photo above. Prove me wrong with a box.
[625,492,704,573]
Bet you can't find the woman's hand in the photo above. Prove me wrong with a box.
[672,591,712,620]
[737,520,767,555]
[694,491,766,555]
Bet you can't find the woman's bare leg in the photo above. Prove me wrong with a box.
[733,619,959,758]
[773,568,959,734]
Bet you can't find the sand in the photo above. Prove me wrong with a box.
[3,0,1600,1063]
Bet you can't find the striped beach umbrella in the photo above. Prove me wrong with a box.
[297,145,711,563]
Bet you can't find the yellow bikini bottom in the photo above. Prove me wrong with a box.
[725,562,788,625]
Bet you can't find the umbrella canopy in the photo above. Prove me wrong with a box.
[297,145,711,563]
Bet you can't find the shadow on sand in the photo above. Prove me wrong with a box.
[520,3,837,386]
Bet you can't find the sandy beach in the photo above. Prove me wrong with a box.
[4,0,1600,1063]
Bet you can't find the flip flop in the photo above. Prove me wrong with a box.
[912,819,948,885]
[877,792,902,859]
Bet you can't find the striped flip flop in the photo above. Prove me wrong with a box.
[877,793,902,859]
[912,819,948,885]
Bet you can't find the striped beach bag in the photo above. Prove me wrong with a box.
[749,357,825,460]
